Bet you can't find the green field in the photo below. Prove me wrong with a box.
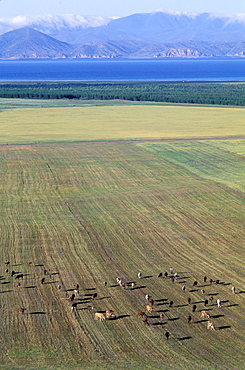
[0,102,245,144]
[0,100,244,370]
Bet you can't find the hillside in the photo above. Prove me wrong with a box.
[1,11,245,59]
[1,26,245,59]
[0,27,73,59]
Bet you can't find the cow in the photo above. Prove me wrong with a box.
[169,300,173,307]
[94,312,105,321]
[143,317,149,326]
[201,310,211,319]
[104,281,107,287]
[106,310,116,319]
[116,277,122,285]
[57,285,61,290]
[204,299,209,306]
[87,305,94,312]
[207,321,215,330]
[204,276,207,283]
[146,305,153,313]
[76,283,79,290]
[182,285,186,292]
[159,313,165,321]
[158,272,163,278]
[209,296,213,303]
[149,298,154,306]
[11,270,16,277]
[92,293,97,300]
[145,294,150,301]
[188,297,191,305]
[26,261,32,265]
[138,311,147,318]
[200,289,205,294]
[15,274,24,280]
[193,281,198,287]
[188,315,192,323]
[71,302,78,310]
[169,267,173,274]
[74,289,79,297]
[164,272,168,278]
[17,307,26,314]
[217,299,221,308]
[138,272,142,279]
[192,304,197,312]
[232,286,236,294]
[165,331,170,340]
[216,280,220,285]
[131,282,135,288]
[68,293,75,302]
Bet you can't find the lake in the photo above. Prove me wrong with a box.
[0,58,245,81]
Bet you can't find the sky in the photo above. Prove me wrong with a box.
[1,0,245,18]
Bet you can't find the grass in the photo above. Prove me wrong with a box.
[0,101,244,369]
[0,102,244,144]
[139,140,245,193]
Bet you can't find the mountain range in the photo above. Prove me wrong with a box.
[1,11,245,59]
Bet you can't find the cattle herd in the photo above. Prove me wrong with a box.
[0,260,240,342]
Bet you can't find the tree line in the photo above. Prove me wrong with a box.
[0,82,244,106]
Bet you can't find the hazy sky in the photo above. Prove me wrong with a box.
[1,0,245,18]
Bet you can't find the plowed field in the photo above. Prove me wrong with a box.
[0,102,244,370]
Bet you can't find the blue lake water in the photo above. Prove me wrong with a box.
[0,58,245,81]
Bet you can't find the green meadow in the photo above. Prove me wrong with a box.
[0,100,244,370]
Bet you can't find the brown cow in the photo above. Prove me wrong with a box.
[138,311,147,318]
[17,307,26,314]
[94,312,105,321]
[143,317,149,326]
[68,293,75,302]
[146,305,153,313]
[201,310,211,319]
[207,321,215,330]
[106,310,116,319]
[149,298,154,306]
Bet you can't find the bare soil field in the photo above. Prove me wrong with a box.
[0,139,244,370]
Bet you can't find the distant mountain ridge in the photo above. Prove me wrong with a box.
[1,11,245,59]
